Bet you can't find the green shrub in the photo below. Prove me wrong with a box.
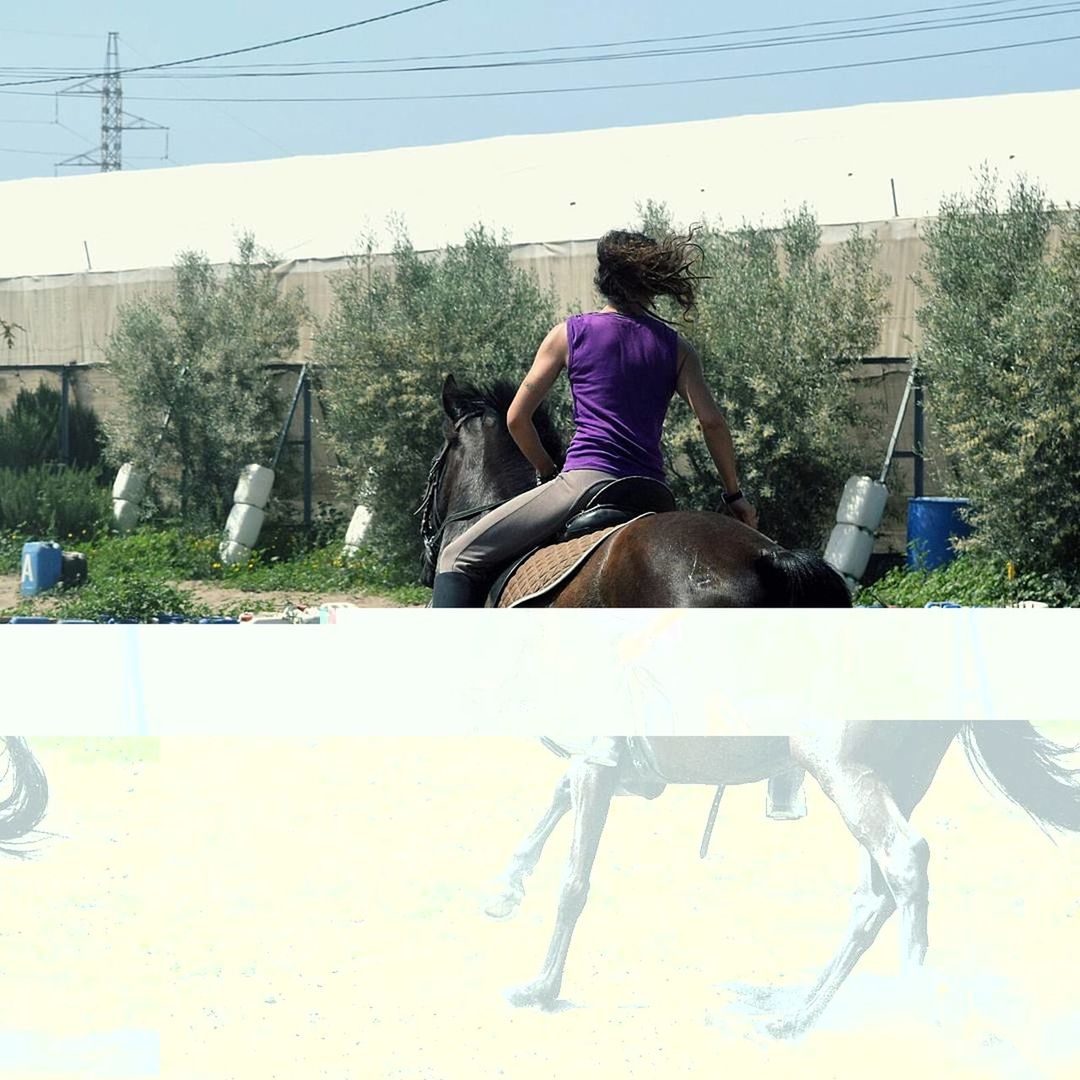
[916,169,1080,589]
[50,574,210,622]
[0,466,111,537]
[103,234,307,528]
[857,553,1079,608]
[0,527,23,573]
[79,526,221,582]
[257,502,352,563]
[0,382,105,472]
[316,225,559,575]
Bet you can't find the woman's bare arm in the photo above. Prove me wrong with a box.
[506,322,567,480]
[675,338,758,528]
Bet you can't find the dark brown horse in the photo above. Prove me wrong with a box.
[487,725,1080,1037]
[1,737,48,857]
[419,376,851,607]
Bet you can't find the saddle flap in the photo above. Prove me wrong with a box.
[491,515,651,607]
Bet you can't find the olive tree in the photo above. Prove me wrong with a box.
[916,170,1080,587]
[315,225,558,575]
[104,234,306,526]
[644,204,889,550]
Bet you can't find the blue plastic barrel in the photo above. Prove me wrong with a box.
[906,497,973,570]
[19,541,63,597]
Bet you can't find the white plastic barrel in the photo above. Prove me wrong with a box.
[342,505,372,553]
[112,498,140,534]
[824,523,875,580]
[225,503,265,549]
[112,462,148,503]
[218,539,251,566]
[836,476,889,531]
[233,464,275,509]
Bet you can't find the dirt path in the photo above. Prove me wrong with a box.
[0,573,418,616]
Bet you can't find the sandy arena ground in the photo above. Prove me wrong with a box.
[7,735,1075,1079]
[2,741,159,1080]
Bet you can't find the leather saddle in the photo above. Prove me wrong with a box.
[557,475,677,542]
[487,476,677,607]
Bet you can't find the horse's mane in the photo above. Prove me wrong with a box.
[451,378,566,464]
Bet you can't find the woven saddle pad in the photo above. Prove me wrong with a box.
[496,515,649,608]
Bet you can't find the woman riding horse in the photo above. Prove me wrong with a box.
[430,227,756,607]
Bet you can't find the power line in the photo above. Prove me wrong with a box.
[170,0,1042,66]
[0,0,1032,80]
[74,31,1080,104]
[0,144,84,156]
[102,3,1080,80]
[0,146,165,159]
[0,2,453,89]
[0,28,101,40]
[119,35,293,160]
[0,2,1074,96]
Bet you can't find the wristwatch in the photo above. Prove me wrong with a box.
[721,489,745,505]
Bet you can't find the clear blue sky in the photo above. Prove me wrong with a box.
[1,0,1078,182]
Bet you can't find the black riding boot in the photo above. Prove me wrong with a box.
[430,571,484,608]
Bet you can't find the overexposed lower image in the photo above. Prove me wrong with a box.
[0,737,159,1080]
[151,731,1077,1080]
[3,732,1076,1078]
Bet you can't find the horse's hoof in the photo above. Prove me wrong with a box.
[504,981,557,1009]
[484,891,522,920]
[765,1013,807,1040]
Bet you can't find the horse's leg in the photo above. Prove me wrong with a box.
[770,731,950,1037]
[766,766,807,820]
[770,849,895,1032]
[485,770,572,919]
[506,756,618,1007]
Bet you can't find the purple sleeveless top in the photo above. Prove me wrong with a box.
[561,311,679,481]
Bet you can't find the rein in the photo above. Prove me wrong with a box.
[417,409,506,569]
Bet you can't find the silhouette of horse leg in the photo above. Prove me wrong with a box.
[486,771,572,919]
[505,757,618,1008]
[770,729,951,1037]
[766,766,807,820]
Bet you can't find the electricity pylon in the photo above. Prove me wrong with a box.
[56,31,168,174]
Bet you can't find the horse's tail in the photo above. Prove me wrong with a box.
[960,722,1080,833]
[0,737,49,857]
[754,548,852,608]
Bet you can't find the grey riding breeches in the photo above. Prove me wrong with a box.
[437,468,615,578]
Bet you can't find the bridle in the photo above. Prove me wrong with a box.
[417,409,506,573]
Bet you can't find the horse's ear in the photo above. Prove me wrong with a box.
[441,373,465,422]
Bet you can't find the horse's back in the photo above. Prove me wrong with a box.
[551,511,848,608]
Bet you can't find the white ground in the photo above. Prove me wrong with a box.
[3,737,1077,1080]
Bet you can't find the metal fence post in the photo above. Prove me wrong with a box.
[302,369,312,530]
[913,378,925,498]
[59,363,72,464]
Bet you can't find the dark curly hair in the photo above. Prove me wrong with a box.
[594,226,705,315]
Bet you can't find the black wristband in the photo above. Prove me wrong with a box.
[722,489,744,505]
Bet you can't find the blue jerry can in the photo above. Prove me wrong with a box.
[20,541,63,597]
